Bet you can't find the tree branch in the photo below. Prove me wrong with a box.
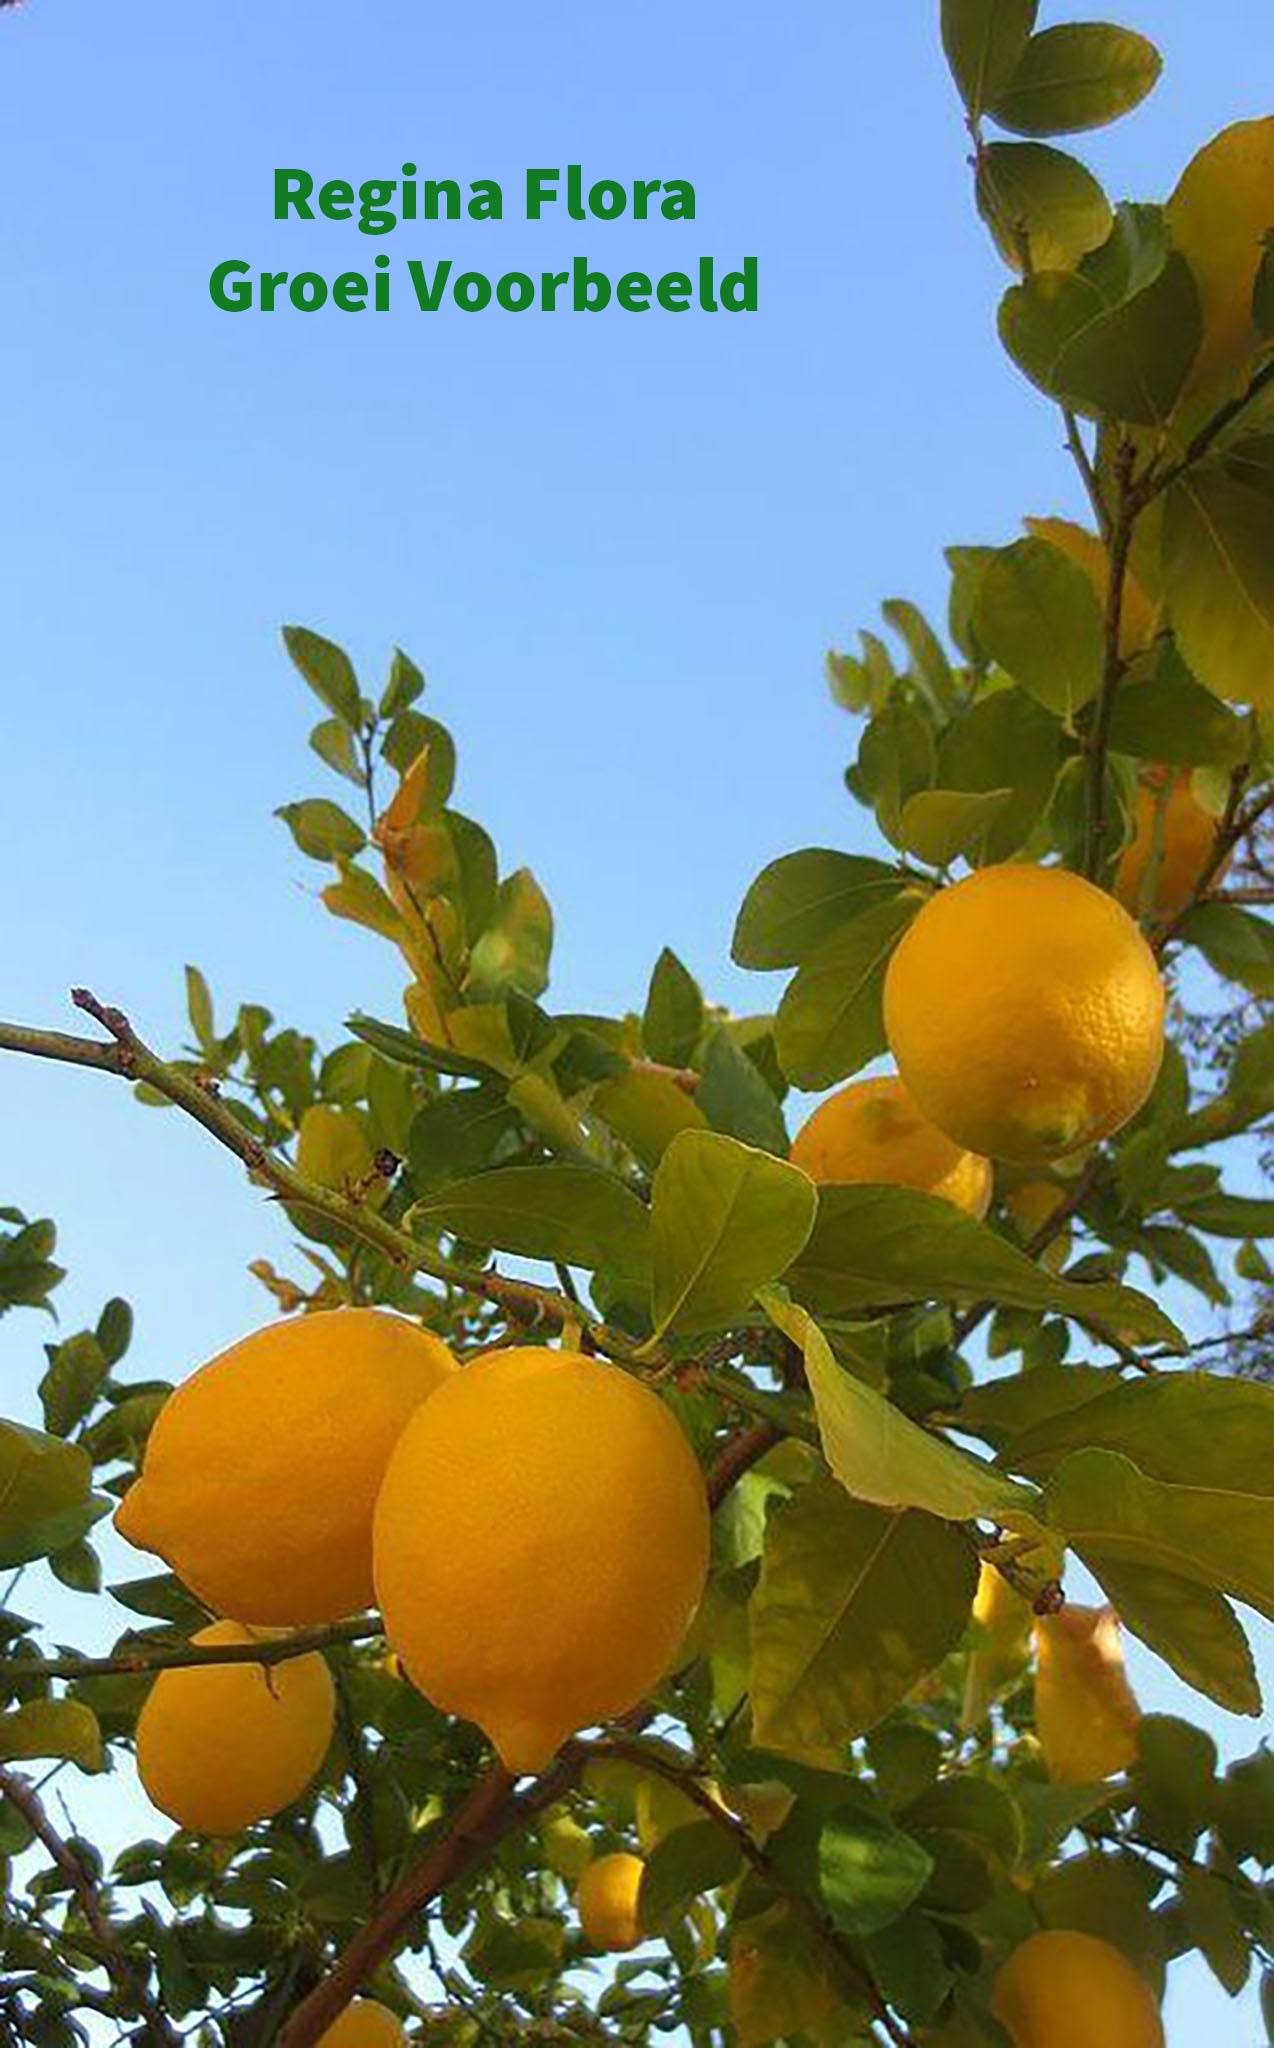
[1082,441,1136,882]
[2,1617,380,1684]
[0,1763,180,2045]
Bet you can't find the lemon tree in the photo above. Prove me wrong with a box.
[5,5,1274,2045]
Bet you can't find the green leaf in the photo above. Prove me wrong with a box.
[937,687,1063,862]
[1106,663,1250,767]
[977,142,1112,274]
[649,1131,816,1341]
[1001,1371,1274,1497]
[643,948,703,1067]
[1134,1714,1217,1844]
[898,789,1013,869]
[39,1333,108,1438]
[750,1479,978,1766]
[732,851,903,971]
[941,0,1037,118]
[380,710,456,799]
[467,869,553,1002]
[881,599,955,709]
[412,1164,650,1282]
[1180,1867,1251,1995]
[1047,1446,1274,1629]
[639,1819,742,1923]
[591,1068,707,1172]
[275,799,366,863]
[774,895,920,1091]
[818,1793,934,1935]
[696,1027,788,1156]
[282,626,362,728]
[1181,903,1274,994]
[348,1012,497,1083]
[763,1294,1042,1530]
[857,702,937,846]
[972,538,1104,716]
[407,1086,520,1192]
[956,1363,1121,1451]
[0,1219,65,1317]
[0,1422,106,1569]
[184,965,215,1050]
[0,1701,103,1774]
[786,1185,1183,1348]
[1164,459,1274,710]
[988,24,1162,138]
[310,716,363,785]
[381,647,426,718]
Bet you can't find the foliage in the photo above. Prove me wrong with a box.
[4,5,1274,2045]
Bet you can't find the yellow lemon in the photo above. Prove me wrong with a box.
[136,1622,334,1835]
[790,1073,992,1216]
[883,865,1164,1162]
[992,1929,1163,2047]
[116,1309,456,1626]
[1115,770,1221,922]
[315,2003,406,2048]
[577,1851,646,1951]
[373,1347,710,1774]
[1034,1603,1141,1784]
[961,1562,1032,1729]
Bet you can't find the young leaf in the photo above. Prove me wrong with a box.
[0,1422,106,1568]
[282,626,362,728]
[466,869,553,1002]
[643,948,703,1067]
[648,1131,816,1341]
[987,25,1162,138]
[732,850,903,970]
[762,1293,1043,1530]
[941,0,1038,118]
[977,142,1112,273]
[1167,118,1274,407]
[750,1479,978,1766]
[276,799,367,863]
[0,1700,103,1773]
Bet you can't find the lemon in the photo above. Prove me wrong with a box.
[116,1308,456,1625]
[136,1622,333,1835]
[790,1073,992,1216]
[992,1929,1163,2047]
[1115,770,1221,922]
[373,1347,710,1773]
[1034,1603,1140,1784]
[577,1851,646,1951]
[315,2003,406,2048]
[1003,1178,1072,1271]
[961,1562,1031,1730]
[883,865,1165,1162]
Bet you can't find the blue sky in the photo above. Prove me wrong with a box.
[2,0,1273,2035]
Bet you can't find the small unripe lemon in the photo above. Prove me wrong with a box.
[790,1073,992,1216]
[1034,1603,1140,1784]
[992,1928,1163,2047]
[116,1309,456,1626]
[315,2000,407,2048]
[884,865,1164,1162]
[1115,770,1221,922]
[136,1622,334,1835]
[577,1851,646,1951]
[373,1347,710,1773]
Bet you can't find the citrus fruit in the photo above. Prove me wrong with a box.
[1003,1178,1073,1270]
[135,1622,334,1835]
[883,864,1165,1162]
[577,1851,646,1951]
[373,1347,710,1773]
[116,1308,456,1625]
[1115,770,1220,921]
[992,1928,1163,2047]
[961,1562,1031,1730]
[1034,1603,1140,1784]
[315,2002,406,2048]
[789,1073,992,1216]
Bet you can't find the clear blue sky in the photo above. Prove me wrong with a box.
[2,1,1273,2036]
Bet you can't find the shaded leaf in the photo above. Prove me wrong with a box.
[972,538,1104,716]
[977,142,1112,273]
[732,851,903,971]
[649,1132,816,1340]
[0,1700,103,1774]
[643,949,703,1067]
[988,24,1161,138]
[413,1164,650,1281]
[774,895,920,1091]
[282,626,362,727]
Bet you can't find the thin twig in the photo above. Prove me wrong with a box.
[0,1764,180,2045]
[2,1617,380,1684]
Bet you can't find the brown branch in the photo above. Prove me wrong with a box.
[1083,441,1136,882]
[1062,408,1111,540]
[1135,354,1274,509]
[2,1617,380,1684]
[0,1764,180,2045]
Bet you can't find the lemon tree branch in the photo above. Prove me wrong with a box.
[2,1617,381,1684]
[0,1762,181,2046]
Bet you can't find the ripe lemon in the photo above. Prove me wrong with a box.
[1034,1603,1140,1784]
[136,1622,334,1835]
[790,1073,992,1216]
[577,1851,646,1951]
[116,1309,456,1625]
[373,1347,710,1773]
[315,2003,406,2048]
[992,1928,1163,2047]
[883,865,1165,1162]
[1115,770,1220,921]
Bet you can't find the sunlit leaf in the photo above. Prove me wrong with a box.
[649,1131,816,1340]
